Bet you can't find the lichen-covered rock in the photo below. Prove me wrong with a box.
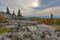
[32,30,43,38]
[27,26,37,32]
[43,36,58,40]
[1,24,60,40]
[18,26,27,31]
[31,34,42,40]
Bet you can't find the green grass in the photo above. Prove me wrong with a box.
[0,27,11,34]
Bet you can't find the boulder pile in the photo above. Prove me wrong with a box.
[10,24,60,40]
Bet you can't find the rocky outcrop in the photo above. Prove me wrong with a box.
[6,24,59,40]
[0,11,60,40]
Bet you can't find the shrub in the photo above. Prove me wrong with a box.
[0,14,5,23]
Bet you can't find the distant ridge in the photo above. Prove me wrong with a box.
[24,16,60,18]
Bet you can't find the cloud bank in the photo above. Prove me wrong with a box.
[37,6,60,16]
[0,0,60,16]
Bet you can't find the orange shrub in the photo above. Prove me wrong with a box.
[42,19,51,25]
[0,14,5,23]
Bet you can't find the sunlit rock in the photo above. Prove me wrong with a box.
[27,26,37,32]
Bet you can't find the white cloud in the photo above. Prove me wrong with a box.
[37,6,60,16]
[0,0,40,16]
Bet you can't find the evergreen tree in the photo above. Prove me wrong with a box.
[51,13,56,25]
[6,7,10,14]
[18,10,22,17]
[51,13,53,20]
[12,11,15,15]
[51,13,53,25]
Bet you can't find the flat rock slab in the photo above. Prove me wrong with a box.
[27,26,37,31]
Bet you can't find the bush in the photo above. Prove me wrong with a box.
[0,14,5,23]
[0,27,11,34]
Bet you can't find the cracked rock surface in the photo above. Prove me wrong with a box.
[8,24,60,40]
[0,24,60,40]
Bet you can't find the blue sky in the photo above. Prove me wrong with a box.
[0,0,60,17]
[34,0,60,10]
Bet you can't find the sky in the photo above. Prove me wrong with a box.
[0,0,60,17]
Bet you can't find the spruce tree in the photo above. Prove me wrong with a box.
[18,10,22,17]
[12,11,15,15]
[51,13,53,20]
[51,13,53,25]
[51,13,56,25]
[6,7,10,14]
